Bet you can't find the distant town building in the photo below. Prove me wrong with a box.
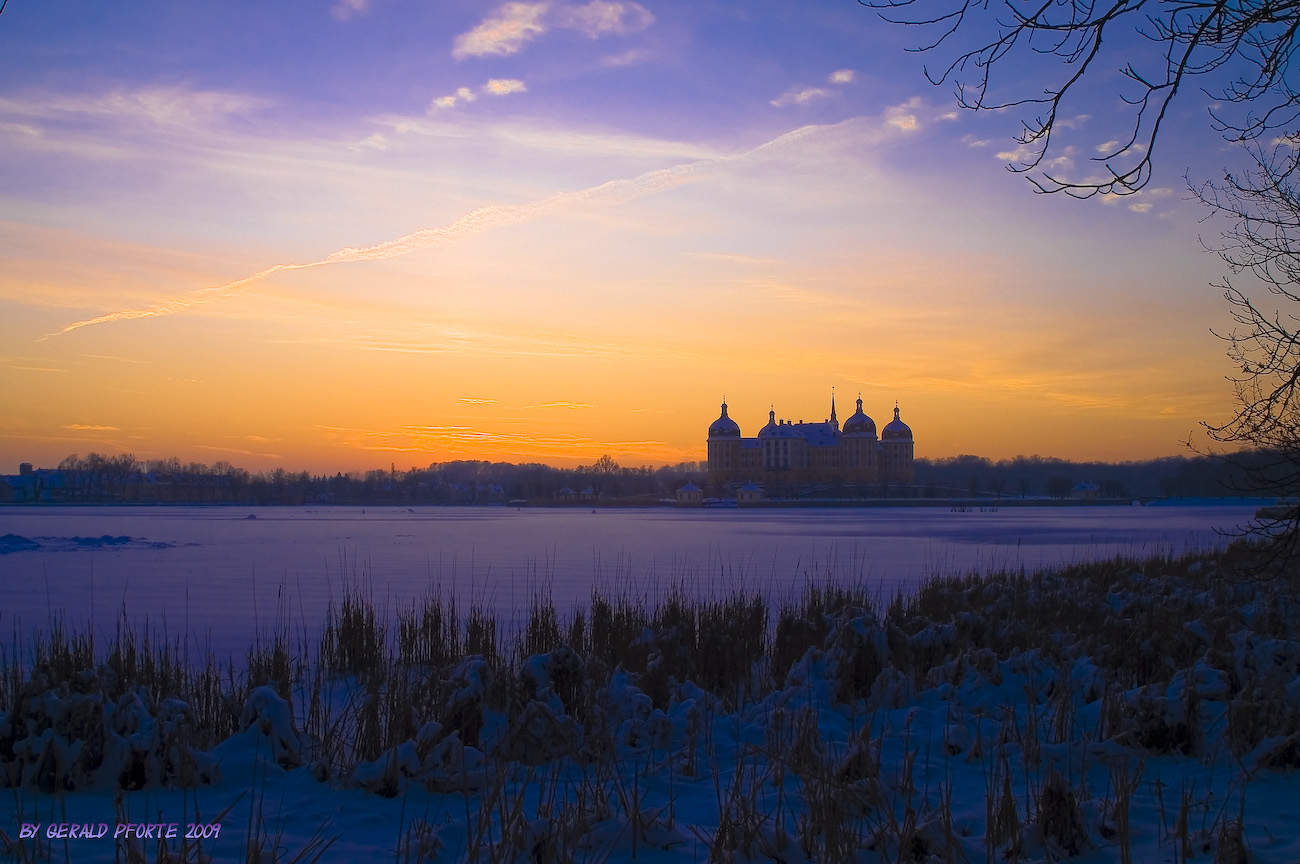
[675,482,704,507]
[736,482,764,506]
[1071,481,1101,500]
[707,395,914,487]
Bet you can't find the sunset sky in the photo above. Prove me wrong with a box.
[0,1,1254,472]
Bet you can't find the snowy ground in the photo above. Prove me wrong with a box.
[2,548,1298,863]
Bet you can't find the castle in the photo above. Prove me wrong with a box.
[706,395,914,487]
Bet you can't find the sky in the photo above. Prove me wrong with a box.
[0,0,1258,472]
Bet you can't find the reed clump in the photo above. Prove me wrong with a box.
[2,542,1298,862]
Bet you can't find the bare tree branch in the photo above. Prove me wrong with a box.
[867,0,1300,195]
[1192,144,1300,568]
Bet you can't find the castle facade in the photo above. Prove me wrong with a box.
[707,395,914,487]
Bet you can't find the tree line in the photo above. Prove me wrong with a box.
[912,453,1282,500]
[37,454,706,505]
[21,450,1288,505]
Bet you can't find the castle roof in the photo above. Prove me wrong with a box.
[842,395,877,437]
[708,401,741,438]
[882,404,913,441]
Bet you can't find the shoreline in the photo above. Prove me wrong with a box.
[0,495,1275,509]
[2,545,1297,862]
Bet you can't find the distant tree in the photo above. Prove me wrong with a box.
[1102,478,1129,499]
[1047,476,1073,499]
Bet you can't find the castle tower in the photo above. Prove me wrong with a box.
[840,394,878,480]
[880,402,915,484]
[707,399,742,484]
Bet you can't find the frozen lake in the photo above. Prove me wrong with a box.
[0,502,1261,659]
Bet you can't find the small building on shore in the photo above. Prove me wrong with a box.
[675,482,704,507]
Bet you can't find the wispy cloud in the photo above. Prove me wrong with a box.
[523,400,591,409]
[453,2,549,59]
[430,81,523,111]
[318,423,676,460]
[555,1,653,37]
[484,78,527,96]
[46,122,841,338]
[770,87,829,108]
[452,1,653,59]
[1,356,65,373]
[996,143,1037,164]
[601,48,650,67]
[773,68,856,108]
[63,424,118,431]
[331,0,370,21]
[312,321,711,365]
[355,132,388,150]
[0,87,267,129]
[458,397,498,405]
[193,443,283,458]
[686,252,779,266]
[884,98,922,132]
[431,86,479,110]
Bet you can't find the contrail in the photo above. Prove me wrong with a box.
[44,123,831,339]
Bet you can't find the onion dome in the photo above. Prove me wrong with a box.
[882,404,913,441]
[708,401,741,438]
[841,396,877,437]
[756,408,780,438]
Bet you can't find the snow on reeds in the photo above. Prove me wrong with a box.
[1,543,1299,861]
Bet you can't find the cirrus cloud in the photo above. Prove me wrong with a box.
[556,1,653,37]
[884,97,922,132]
[452,1,653,59]
[430,81,521,111]
[453,2,548,59]
[770,87,829,108]
[484,78,527,96]
[524,400,591,409]
[331,0,369,21]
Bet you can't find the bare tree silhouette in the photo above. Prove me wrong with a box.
[866,0,1300,196]
[1196,142,1300,563]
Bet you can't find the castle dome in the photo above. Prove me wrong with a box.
[708,401,741,438]
[882,404,912,441]
[841,396,877,437]
[756,407,781,438]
